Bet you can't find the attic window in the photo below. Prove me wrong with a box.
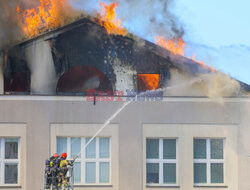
[4,56,30,95]
[56,65,113,95]
[4,72,30,94]
[137,74,161,92]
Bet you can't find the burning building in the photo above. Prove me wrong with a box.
[2,16,248,96]
[0,2,250,190]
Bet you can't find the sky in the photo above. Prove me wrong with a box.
[172,0,250,47]
[171,0,250,84]
[74,0,250,84]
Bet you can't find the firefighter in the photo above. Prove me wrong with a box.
[45,159,51,189]
[45,153,59,189]
[50,153,60,188]
[58,152,72,187]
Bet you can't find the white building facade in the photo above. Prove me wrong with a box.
[0,96,249,190]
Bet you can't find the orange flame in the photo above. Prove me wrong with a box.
[16,0,67,38]
[155,36,185,56]
[190,54,216,72]
[156,36,215,72]
[98,1,127,36]
[137,74,160,91]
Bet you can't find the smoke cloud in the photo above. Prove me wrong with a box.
[73,0,184,40]
[0,0,45,49]
[164,69,241,103]
[118,0,184,40]
[0,0,183,49]
[0,0,22,49]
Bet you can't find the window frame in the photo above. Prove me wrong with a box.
[193,138,225,186]
[0,138,20,186]
[57,136,111,185]
[146,138,178,187]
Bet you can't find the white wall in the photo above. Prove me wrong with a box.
[0,97,248,190]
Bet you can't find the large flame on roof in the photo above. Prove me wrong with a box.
[155,36,215,72]
[16,0,72,38]
[155,36,185,55]
[98,1,127,36]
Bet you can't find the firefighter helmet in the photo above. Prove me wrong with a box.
[61,152,67,159]
[53,153,59,158]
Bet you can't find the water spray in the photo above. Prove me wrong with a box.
[71,76,204,162]
[45,75,221,190]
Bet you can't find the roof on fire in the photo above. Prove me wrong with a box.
[3,16,250,93]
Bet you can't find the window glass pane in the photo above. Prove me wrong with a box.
[4,164,18,184]
[194,139,206,159]
[146,139,159,159]
[99,162,110,183]
[86,138,96,158]
[194,163,207,183]
[211,139,224,159]
[146,163,159,183]
[99,138,109,158]
[211,163,224,183]
[163,163,176,184]
[86,162,96,183]
[163,139,176,159]
[57,137,67,155]
[5,138,18,159]
[73,162,81,183]
[71,138,81,159]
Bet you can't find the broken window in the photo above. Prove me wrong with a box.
[56,65,113,95]
[4,56,30,94]
[137,74,161,92]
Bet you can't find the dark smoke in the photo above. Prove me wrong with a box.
[118,0,184,39]
[73,0,184,40]
[0,0,20,49]
[0,0,184,50]
[0,0,184,49]
[0,0,40,50]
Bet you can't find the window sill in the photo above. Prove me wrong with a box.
[0,185,22,188]
[74,184,113,188]
[146,185,180,188]
[194,185,228,188]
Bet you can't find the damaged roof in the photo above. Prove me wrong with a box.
[2,16,250,94]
